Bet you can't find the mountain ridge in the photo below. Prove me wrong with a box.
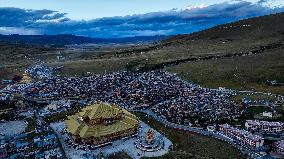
[0,34,167,46]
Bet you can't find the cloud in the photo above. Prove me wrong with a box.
[0,27,40,35]
[258,0,269,4]
[0,1,283,38]
[0,7,66,27]
[257,0,283,8]
[186,4,208,10]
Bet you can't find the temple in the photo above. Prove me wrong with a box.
[65,103,139,145]
[21,72,32,83]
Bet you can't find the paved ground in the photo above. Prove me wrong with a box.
[0,120,27,137]
[50,121,172,159]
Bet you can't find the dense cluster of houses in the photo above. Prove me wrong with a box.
[0,128,64,159]
[0,91,13,101]
[39,100,73,117]
[274,140,284,153]
[1,64,283,158]
[18,70,243,125]
[152,91,242,125]
[26,64,54,79]
[2,83,33,94]
[245,120,283,133]
[219,124,264,149]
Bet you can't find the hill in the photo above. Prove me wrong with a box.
[161,13,284,94]
[150,12,284,66]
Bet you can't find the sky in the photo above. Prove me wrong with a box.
[0,0,277,19]
[0,0,284,38]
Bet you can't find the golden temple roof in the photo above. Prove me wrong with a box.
[78,103,122,120]
[21,72,31,83]
[65,103,139,139]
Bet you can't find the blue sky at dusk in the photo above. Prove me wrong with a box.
[0,0,283,38]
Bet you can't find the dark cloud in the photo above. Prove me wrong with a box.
[257,0,270,4]
[0,7,65,27]
[0,1,283,38]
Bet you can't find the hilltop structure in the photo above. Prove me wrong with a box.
[65,103,139,145]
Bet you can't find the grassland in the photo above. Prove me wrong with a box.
[0,42,60,82]
[50,57,131,76]
[134,112,243,159]
[166,48,284,95]
[230,93,279,103]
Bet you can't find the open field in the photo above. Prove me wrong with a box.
[0,42,60,81]
[230,93,279,103]
[166,48,284,95]
[134,112,243,159]
[0,42,59,65]
[49,58,131,76]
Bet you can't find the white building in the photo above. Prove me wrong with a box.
[262,111,273,118]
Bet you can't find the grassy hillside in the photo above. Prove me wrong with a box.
[0,42,60,80]
[161,12,284,57]
[59,13,284,67]
[161,13,284,94]
[107,12,284,69]
[166,47,284,94]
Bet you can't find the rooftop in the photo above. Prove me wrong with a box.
[65,103,139,139]
[220,124,263,141]
[246,120,284,127]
